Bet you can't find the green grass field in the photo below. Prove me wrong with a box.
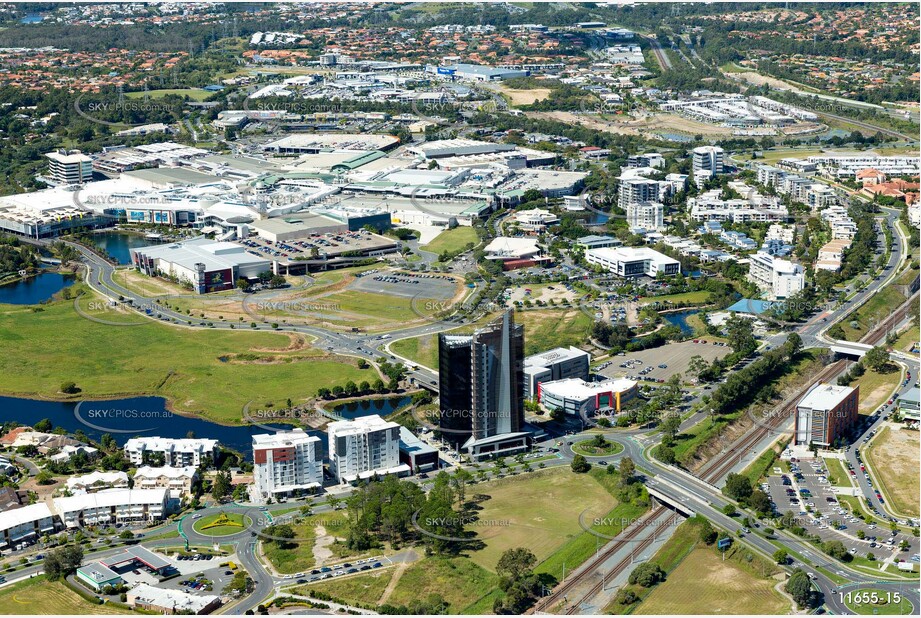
[0,290,376,423]
[124,88,212,101]
[823,456,852,487]
[640,291,712,306]
[421,226,479,256]
[634,547,788,615]
[390,307,592,369]
[739,438,787,486]
[0,576,125,615]
[295,569,393,605]
[839,286,908,341]
[192,512,250,536]
[464,467,618,572]
[307,556,498,613]
[848,367,902,414]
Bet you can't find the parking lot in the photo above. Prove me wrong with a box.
[238,229,396,263]
[282,555,390,586]
[762,457,920,569]
[351,269,458,300]
[597,339,731,383]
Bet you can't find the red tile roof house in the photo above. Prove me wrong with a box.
[855,167,886,186]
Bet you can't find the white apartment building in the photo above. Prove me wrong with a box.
[689,187,788,223]
[252,429,323,501]
[627,201,665,231]
[66,471,129,494]
[816,239,852,272]
[766,224,795,244]
[627,153,665,169]
[806,155,920,178]
[585,247,680,278]
[618,178,660,208]
[691,146,724,175]
[0,503,57,550]
[327,415,409,484]
[133,466,198,498]
[123,437,219,468]
[53,489,169,529]
[819,205,857,240]
[748,252,804,300]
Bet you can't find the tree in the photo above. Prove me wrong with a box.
[264,524,296,549]
[785,569,812,608]
[773,549,788,565]
[628,562,665,587]
[687,355,708,379]
[660,414,681,444]
[60,381,80,394]
[496,548,536,582]
[723,473,753,502]
[658,445,676,465]
[785,332,803,357]
[748,489,772,514]
[862,346,890,372]
[619,456,636,485]
[43,546,84,581]
[549,407,565,422]
[33,418,52,433]
[570,454,590,473]
[212,470,232,501]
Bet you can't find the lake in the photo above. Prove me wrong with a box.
[90,231,162,265]
[0,272,76,305]
[0,395,300,458]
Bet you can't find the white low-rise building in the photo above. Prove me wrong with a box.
[133,466,198,498]
[128,583,222,614]
[66,471,129,494]
[53,488,169,528]
[0,503,57,550]
[538,378,638,416]
[327,415,409,484]
[252,429,323,501]
[513,208,559,232]
[124,437,219,468]
[585,247,680,278]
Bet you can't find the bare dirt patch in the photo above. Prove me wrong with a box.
[501,86,552,106]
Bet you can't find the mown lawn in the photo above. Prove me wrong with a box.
[0,576,125,615]
[422,227,479,256]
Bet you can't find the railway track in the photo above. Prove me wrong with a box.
[531,506,671,615]
[860,291,919,346]
[696,359,847,484]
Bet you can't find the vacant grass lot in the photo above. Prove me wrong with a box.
[0,291,376,423]
[421,227,479,256]
[640,290,712,307]
[865,426,920,517]
[390,308,593,369]
[0,576,125,615]
[465,467,617,572]
[263,513,364,574]
[124,88,212,101]
[848,367,902,414]
[308,557,498,613]
[634,548,787,615]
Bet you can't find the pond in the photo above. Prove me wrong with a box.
[0,272,76,305]
[662,309,701,335]
[330,396,413,420]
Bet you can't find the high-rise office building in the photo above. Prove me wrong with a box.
[45,150,93,186]
[437,311,529,460]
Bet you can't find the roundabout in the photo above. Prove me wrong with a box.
[570,434,624,458]
[191,511,252,537]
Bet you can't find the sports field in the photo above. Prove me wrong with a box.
[0,290,376,423]
[0,576,124,615]
[635,548,788,615]
[864,426,920,517]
